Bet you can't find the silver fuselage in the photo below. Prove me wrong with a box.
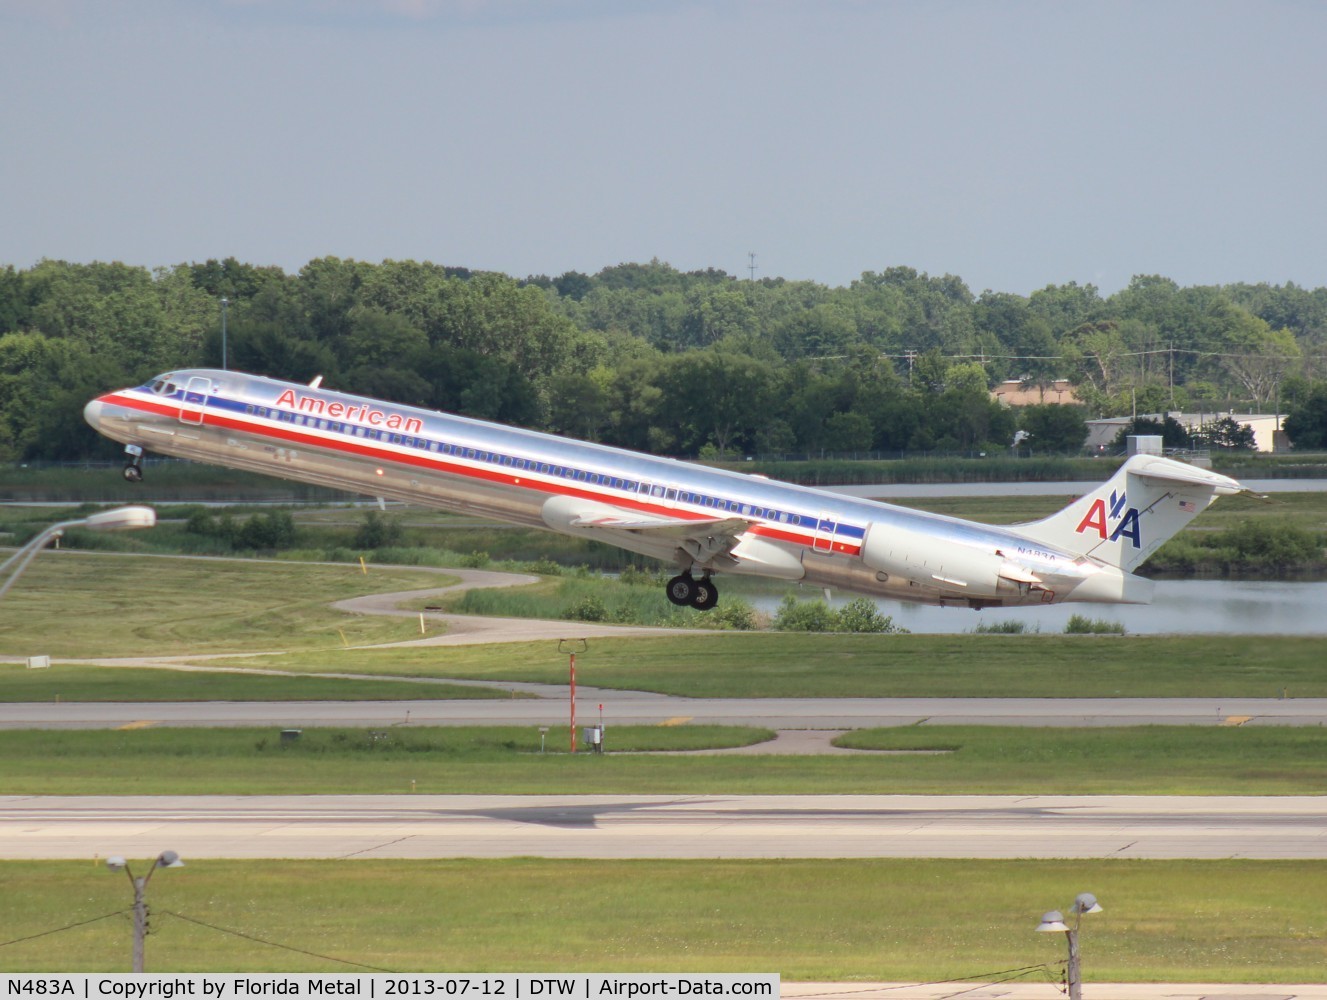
[85,369,1142,609]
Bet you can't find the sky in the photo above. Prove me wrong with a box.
[2,0,1325,296]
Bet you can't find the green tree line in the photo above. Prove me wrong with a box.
[3,256,1327,462]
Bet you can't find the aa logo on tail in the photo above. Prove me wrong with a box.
[1075,490,1141,548]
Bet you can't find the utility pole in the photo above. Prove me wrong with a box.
[106,851,184,972]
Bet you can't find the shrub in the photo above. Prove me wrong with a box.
[698,599,758,631]
[237,511,297,550]
[972,619,1033,634]
[836,597,903,633]
[1064,614,1125,635]
[773,594,837,632]
[353,510,404,549]
[773,594,908,633]
[562,595,607,622]
[1224,519,1322,567]
[619,565,664,587]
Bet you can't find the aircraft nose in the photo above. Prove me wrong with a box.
[83,397,104,430]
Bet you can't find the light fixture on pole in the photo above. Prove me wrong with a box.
[106,850,184,972]
[1036,892,1102,1000]
[0,506,157,601]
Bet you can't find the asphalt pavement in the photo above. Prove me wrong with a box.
[4,793,1325,860]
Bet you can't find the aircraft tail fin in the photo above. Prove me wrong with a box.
[1012,455,1244,573]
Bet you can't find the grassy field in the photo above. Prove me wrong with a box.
[1,857,1324,979]
[0,663,510,702]
[0,552,454,657]
[1,725,1322,795]
[227,632,1327,699]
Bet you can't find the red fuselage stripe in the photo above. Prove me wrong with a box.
[101,391,864,557]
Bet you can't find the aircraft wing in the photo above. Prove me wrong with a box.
[541,495,755,563]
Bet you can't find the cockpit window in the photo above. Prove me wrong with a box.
[149,374,180,396]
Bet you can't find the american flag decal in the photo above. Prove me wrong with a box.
[1179,499,1196,513]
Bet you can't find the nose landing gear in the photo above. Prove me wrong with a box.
[123,444,144,483]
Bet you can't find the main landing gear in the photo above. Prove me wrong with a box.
[123,444,144,483]
[665,571,719,611]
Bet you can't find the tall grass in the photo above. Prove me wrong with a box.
[970,619,1037,634]
[1064,614,1126,634]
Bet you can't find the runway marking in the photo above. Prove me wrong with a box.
[659,716,692,726]
[1222,715,1253,726]
[116,720,158,730]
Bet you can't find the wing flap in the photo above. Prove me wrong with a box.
[567,512,754,539]
[541,495,755,565]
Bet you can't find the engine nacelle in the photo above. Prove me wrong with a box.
[860,522,1041,600]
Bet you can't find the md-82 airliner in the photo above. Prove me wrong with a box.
[85,369,1246,611]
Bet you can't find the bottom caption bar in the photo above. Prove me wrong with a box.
[3,976,780,1000]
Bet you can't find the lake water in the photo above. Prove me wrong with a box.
[750,579,1327,635]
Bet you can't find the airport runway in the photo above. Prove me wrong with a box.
[5,695,1327,729]
[3,793,1325,860]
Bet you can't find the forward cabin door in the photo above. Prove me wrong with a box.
[813,511,837,553]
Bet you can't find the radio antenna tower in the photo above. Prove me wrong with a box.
[747,251,758,281]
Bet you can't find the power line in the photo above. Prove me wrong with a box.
[0,909,130,950]
[812,349,1327,363]
[792,962,1063,998]
[160,910,396,972]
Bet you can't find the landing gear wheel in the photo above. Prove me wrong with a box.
[690,579,719,611]
[123,445,144,483]
[665,573,696,607]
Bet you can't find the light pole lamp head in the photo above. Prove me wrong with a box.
[1036,910,1070,933]
[105,856,127,873]
[156,850,184,869]
[83,506,157,532]
[1073,892,1103,915]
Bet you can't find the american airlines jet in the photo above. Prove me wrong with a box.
[85,369,1246,611]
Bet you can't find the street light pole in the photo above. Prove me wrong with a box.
[0,506,157,601]
[1037,892,1102,1000]
[106,851,184,972]
[220,296,229,371]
